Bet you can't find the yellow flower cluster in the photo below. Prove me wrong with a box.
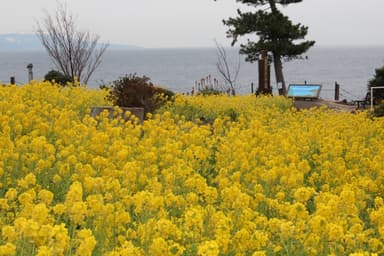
[0,82,383,255]
[158,94,292,123]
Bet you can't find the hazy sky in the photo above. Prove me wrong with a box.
[1,0,384,48]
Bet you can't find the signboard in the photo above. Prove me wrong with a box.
[287,84,322,99]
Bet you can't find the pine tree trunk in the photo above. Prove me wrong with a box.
[269,0,278,12]
[269,0,287,95]
[273,52,287,95]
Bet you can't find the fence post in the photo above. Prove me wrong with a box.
[10,77,15,85]
[27,63,33,82]
[334,82,340,101]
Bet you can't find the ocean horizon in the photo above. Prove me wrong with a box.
[1,46,383,100]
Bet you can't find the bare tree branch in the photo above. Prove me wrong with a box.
[215,40,241,95]
[35,2,109,84]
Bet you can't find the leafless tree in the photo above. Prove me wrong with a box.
[36,3,108,84]
[215,40,240,96]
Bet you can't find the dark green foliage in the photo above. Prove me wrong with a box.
[106,74,174,115]
[372,103,384,117]
[368,65,384,103]
[44,70,73,86]
[227,10,314,62]
[218,0,315,94]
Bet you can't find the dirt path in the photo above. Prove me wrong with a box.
[293,99,363,112]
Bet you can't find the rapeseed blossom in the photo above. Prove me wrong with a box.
[0,82,384,255]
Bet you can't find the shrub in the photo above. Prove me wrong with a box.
[372,100,384,117]
[106,74,174,115]
[368,65,384,103]
[44,70,73,86]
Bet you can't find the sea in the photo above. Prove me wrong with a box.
[1,46,383,101]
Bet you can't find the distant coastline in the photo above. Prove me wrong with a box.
[0,33,142,51]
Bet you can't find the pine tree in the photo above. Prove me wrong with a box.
[220,0,315,95]
[368,65,384,103]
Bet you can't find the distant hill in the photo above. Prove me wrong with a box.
[0,33,143,51]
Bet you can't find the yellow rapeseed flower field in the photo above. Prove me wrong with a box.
[0,82,383,255]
